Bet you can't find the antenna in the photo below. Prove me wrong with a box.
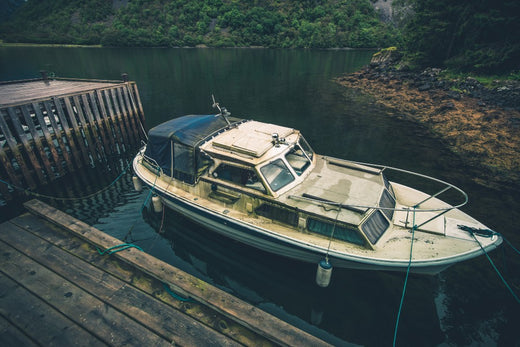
[211,94,231,125]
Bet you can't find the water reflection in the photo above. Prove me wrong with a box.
[142,207,447,346]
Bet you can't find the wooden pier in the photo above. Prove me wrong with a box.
[0,75,146,201]
[0,199,330,346]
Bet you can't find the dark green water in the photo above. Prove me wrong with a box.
[1,47,519,346]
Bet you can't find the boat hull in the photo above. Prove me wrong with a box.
[141,174,490,275]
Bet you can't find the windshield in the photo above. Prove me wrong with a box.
[285,144,311,176]
[260,158,295,192]
[299,136,314,161]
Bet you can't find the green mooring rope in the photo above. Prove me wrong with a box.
[470,231,520,304]
[96,243,144,255]
[393,207,417,347]
[163,283,193,302]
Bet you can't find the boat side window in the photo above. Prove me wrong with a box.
[285,144,311,176]
[255,203,299,227]
[213,163,266,193]
[173,142,195,183]
[360,210,390,244]
[260,159,295,192]
[379,189,396,221]
[307,218,365,246]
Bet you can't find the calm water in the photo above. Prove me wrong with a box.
[1,47,519,346]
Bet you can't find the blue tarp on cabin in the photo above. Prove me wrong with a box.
[144,114,242,181]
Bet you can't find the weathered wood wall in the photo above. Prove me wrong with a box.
[0,77,146,200]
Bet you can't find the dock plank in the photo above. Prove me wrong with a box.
[0,217,242,347]
[0,238,172,346]
[24,199,331,347]
[0,272,102,346]
[0,314,39,347]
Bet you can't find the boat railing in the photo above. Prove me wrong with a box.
[311,158,469,229]
[340,158,468,209]
[141,153,164,176]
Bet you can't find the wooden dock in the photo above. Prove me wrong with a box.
[0,199,330,346]
[0,76,146,201]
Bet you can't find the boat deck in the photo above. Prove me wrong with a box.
[0,199,330,346]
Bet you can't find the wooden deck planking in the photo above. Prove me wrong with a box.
[0,217,241,346]
[0,80,122,107]
[0,313,40,347]
[10,214,265,346]
[0,272,104,346]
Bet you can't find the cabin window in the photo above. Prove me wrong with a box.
[286,144,311,176]
[213,163,266,193]
[383,174,395,197]
[379,189,396,221]
[173,142,195,183]
[260,159,295,192]
[307,218,365,245]
[361,210,389,244]
[255,203,298,226]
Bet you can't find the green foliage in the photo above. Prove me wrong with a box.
[397,0,520,74]
[0,0,400,49]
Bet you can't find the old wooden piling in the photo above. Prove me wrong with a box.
[0,76,146,200]
[0,199,331,346]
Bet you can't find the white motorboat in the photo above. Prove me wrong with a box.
[133,104,502,275]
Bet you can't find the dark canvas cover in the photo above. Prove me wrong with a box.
[144,114,239,176]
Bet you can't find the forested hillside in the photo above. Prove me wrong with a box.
[1,0,518,74]
[395,0,520,73]
[0,0,399,49]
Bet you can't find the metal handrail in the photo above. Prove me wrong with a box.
[301,158,469,214]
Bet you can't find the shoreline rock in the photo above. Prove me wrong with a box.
[336,57,520,190]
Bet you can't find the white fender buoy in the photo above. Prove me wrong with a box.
[315,259,333,287]
[132,176,142,192]
[152,195,163,213]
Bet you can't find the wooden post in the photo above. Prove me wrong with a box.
[63,97,93,167]
[108,88,132,150]
[6,107,46,185]
[31,102,65,177]
[20,105,55,180]
[42,100,75,174]
[51,97,84,169]
[0,108,36,188]
[102,89,128,153]
[118,87,137,146]
[73,95,102,165]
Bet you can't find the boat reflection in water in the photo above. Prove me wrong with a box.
[142,206,446,346]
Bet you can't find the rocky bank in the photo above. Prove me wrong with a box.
[336,52,520,189]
